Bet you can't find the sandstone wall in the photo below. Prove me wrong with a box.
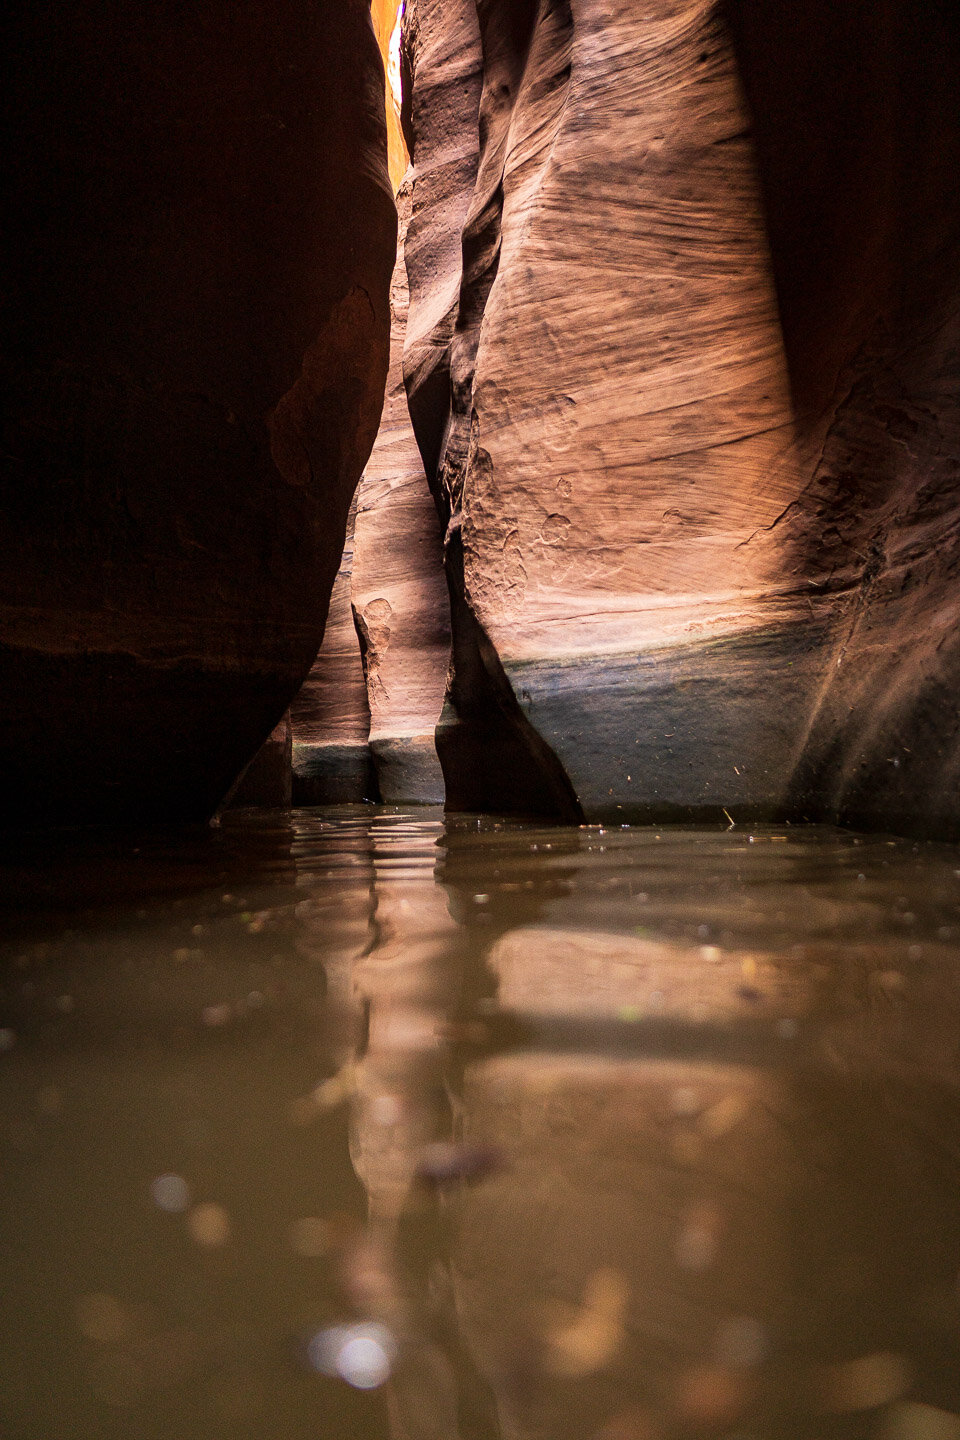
[291,497,379,805]
[1,0,395,826]
[353,182,451,804]
[292,178,451,805]
[399,0,960,835]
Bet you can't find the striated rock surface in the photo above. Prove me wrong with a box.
[292,177,451,804]
[1,0,394,826]
[352,180,451,803]
[291,496,378,804]
[401,0,960,835]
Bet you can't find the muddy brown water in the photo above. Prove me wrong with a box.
[2,807,960,1440]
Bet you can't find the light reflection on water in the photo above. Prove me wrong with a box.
[2,807,960,1439]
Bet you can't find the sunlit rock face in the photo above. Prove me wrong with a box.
[292,180,450,803]
[291,497,379,804]
[1,0,394,826]
[353,181,451,803]
[401,0,960,834]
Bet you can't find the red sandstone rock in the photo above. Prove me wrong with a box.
[400,0,960,836]
[1,0,394,826]
[291,496,377,804]
[291,178,450,803]
[352,181,450,803]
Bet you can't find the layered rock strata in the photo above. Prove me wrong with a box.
[400,0,960,834]
[1,0,394,826]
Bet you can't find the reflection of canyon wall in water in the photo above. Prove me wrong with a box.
[337,824,960,1438]
[1,0,395,826]
[305,0,959,835]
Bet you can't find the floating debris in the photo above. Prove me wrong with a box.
[415,1141,502,1187]
[543,1267,628,1377]
[699,1092,749,1140]
[289,1065,356,1125]
[186,1202,231,1247]
[201,1003,233,1027]
[150,1173,191,1213]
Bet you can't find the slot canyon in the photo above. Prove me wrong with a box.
[3,5,960,1440]
[3,0,958,837]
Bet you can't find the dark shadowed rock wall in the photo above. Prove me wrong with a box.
[1,0,395,827]
[398,0,960,836]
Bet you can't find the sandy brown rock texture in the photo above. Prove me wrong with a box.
[1,0,394,826]
[291,495,379,805]
[353,180,451,803]
[400,0,960,835]
[292,179,450,804]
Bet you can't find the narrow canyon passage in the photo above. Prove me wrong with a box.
[287,0,960,838]
[2,2,960,1437]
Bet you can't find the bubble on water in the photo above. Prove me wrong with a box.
[337,1335,393,1388]
[307,1322,396,1389]
[186,1202,230,1247]
[151,1173,191,1213]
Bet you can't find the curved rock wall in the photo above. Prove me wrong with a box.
[353,182,451,804]
[290,497,378,805]
[1,0,395,826]
[398,0,960,835]
[291,179,451,805]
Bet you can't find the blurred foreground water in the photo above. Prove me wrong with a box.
[2,807,960,1440]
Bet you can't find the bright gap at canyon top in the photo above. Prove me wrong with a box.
[2,2,960,1438]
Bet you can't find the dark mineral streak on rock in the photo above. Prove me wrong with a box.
[1,0,394,827]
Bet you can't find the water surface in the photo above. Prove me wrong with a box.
[2,808,960,1439]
